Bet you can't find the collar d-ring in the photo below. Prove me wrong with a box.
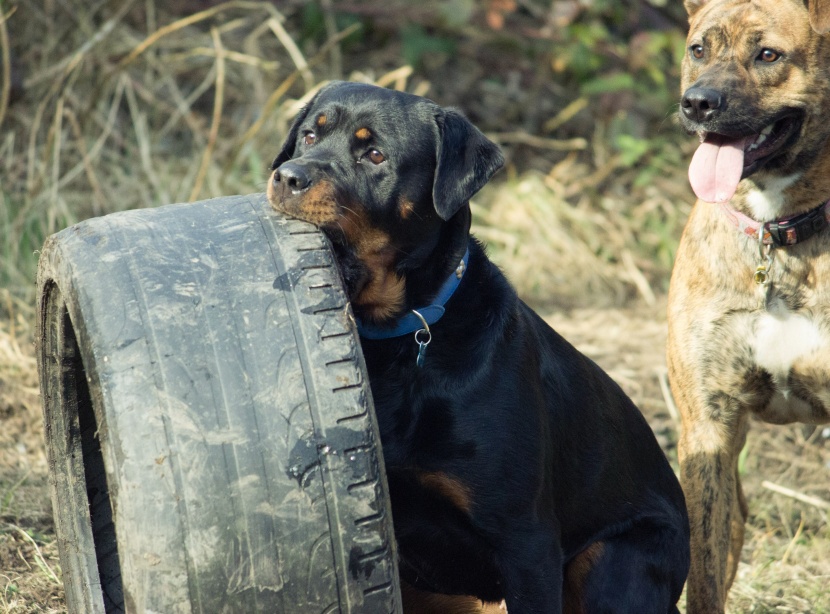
[412,309,432,368]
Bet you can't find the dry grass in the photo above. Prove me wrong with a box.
[472,164,692,309]
[548,306,830,614]
[0,292,59,613]
[2,0,381,306]
[1,1,828,612]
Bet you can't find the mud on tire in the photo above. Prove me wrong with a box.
[36,193,401,613]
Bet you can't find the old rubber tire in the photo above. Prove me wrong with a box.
[35,193,401,613]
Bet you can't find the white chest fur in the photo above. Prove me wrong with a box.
[750,299,827,421]
[745,173,801,221]
[754,308,824,375]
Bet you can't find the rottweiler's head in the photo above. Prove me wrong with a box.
[268,81,503,325]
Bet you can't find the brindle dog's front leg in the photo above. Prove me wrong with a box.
[677,405,749,614]
[727,461,749,590]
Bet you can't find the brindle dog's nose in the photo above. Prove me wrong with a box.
[681,87,725,123]
[274,163,311,191]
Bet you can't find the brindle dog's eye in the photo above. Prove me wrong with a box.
[303,132,316,146]
[690,44,704,59]
[758,48,781,63]
[367,149,385,165]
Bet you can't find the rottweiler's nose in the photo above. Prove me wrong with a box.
[681,87,724,123]
[274,163,311,191]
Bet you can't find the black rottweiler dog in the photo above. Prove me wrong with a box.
[268,81,690,614]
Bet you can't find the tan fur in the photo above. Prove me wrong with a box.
[810,0,830,32]
[399,196,416,220]
[316,113,327,127]
[267,172,339,224]
[669,1,830,611]
[401,581,505,614]
[355,127,372,140]
[416,470,474,514]
[346,224,406,322]
[562,542,605,614]
[267,171,407,322]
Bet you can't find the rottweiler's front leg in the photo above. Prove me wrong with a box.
[677,409,749,614]
[497,526,563,614]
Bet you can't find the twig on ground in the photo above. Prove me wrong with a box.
[115,0,267,71]
[320,0,343,79]
[761,480,830,511]
[780,513,805,565]
[487,130,587,151]
[63,109,106,213]
[267,16,314,91]
[6,525,61,586]
[222,22,361,171]
[621,250,656,305]
[0,5,14,132]
[189,27,226,202]
[376,66,414,90]
[656,367,680,428]
[543,97,588,133]
[25,0,137,88]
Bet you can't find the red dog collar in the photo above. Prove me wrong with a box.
[718,199,830,247]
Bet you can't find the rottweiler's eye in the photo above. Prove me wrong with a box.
[367,149,385,165]
[758,48,781,63]
[303,132,317,146]
[690,44,704,59]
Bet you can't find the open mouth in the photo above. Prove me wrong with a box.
[688,114,802,203]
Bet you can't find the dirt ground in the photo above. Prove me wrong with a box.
[3,1,827,611]
[551,304,830,614]
[2,293,828,613]
[0,306,64,613]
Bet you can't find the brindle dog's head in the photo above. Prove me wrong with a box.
[679,0,830,203]
[267,81,503,325]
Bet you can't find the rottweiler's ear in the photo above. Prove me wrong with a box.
[433,109,504,221]
[809,0,830,33]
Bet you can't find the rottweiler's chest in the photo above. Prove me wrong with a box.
[385,466,504,600]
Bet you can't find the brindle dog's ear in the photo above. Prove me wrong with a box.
[684,0,709,17]
[809,0,830,33]
[432,109,504,221]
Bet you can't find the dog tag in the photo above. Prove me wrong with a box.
[754,233,775,286]
[411,309,432,368]
[754,265,769,285]
[416,341,428,367]
[414,328,431,368]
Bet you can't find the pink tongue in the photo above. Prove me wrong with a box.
[688,135,749,203]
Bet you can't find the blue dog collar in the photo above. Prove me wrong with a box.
[356,247,469,340]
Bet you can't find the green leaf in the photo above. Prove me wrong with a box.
[580,73,635,95]
[616,135,651,166]
[401,24,455,68]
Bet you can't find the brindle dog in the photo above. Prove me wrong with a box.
[668,0,830,612]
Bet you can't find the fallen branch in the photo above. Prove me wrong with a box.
[487,131,587,151]
[761,480,830,511]
[656,367,680,428]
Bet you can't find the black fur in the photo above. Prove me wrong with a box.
[268,81,690,613]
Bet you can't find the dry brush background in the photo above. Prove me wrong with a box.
[0,0,828,611]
